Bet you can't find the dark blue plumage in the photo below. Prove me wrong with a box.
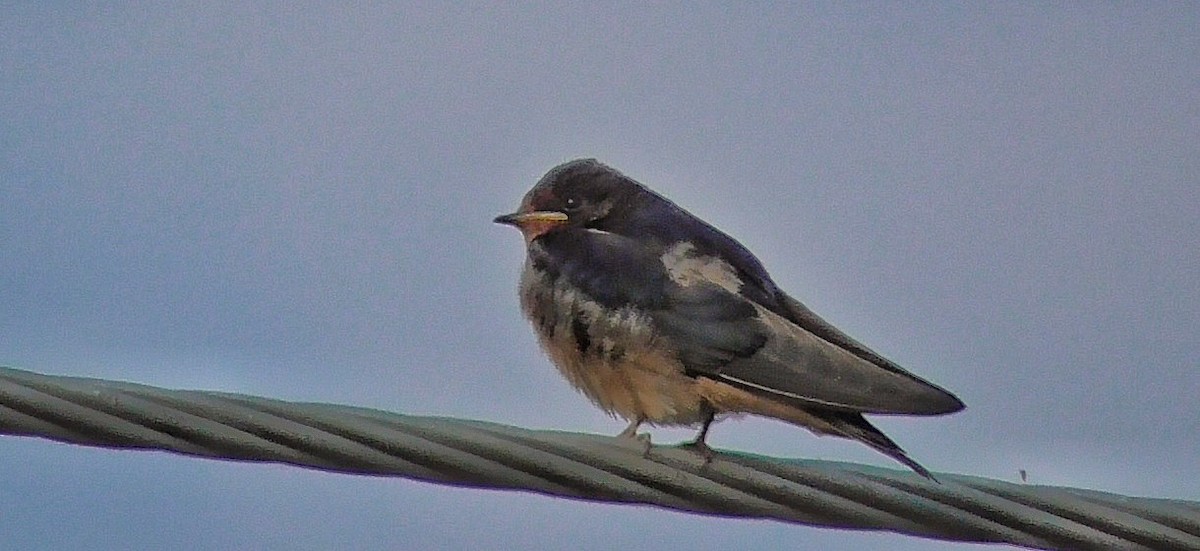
[531,230,669,310]
[495,158,964,479]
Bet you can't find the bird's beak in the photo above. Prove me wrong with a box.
[494,210,570,241]
[493,210,568,227]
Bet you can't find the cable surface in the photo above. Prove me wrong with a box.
[2,366,1197,550]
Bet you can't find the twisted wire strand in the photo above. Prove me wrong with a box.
[1,366,1197,550]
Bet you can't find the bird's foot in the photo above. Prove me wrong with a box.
[617,421,652,457]
[676,438,716,465]
[677,409,717,465]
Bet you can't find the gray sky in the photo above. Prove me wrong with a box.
[2,4,1197,550]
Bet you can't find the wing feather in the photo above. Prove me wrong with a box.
[653,278,964,415]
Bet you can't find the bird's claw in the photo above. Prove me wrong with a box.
[677,438,716,465]
[617,424,653,457]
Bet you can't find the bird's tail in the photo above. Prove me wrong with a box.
[822,412,938,482]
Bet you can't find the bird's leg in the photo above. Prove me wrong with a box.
[618,417,642,439]
[679,406,717,463]
[617,417,652,456]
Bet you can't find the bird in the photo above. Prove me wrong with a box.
[494,158,964,479]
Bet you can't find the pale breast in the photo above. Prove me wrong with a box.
[517,260,707,425]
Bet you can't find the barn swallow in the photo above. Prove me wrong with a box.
[494,159,964,479]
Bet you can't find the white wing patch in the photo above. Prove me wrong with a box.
[715,373,846,409]
[660,242,743,293]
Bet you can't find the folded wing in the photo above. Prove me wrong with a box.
[652,279,964,416]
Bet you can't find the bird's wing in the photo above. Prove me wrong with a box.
[651,246,963,415]
[652,281,961,415]
[665,206,949,384]
[772,291,957,392]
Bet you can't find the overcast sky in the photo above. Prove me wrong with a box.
[2,4,1198,550]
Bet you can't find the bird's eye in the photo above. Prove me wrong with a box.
[563,197,582,211]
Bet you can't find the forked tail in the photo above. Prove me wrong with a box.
[823,411,939,482]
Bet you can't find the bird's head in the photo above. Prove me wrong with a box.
[494,158,639,242]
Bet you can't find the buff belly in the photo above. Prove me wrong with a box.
[519,264,708,426]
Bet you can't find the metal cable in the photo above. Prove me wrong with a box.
[1,366,1197,550]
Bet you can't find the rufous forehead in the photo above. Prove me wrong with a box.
[520,186,559,212]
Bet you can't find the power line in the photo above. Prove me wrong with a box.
[1,366,1197,550]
